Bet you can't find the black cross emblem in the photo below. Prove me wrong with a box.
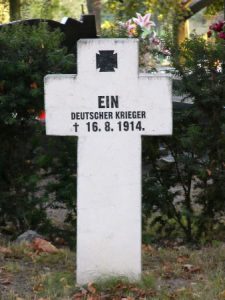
[96,50,117,72]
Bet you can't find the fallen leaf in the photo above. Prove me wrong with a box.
[162,263,174,278]
[219,290,225,299]
[87,282,97,294]
[168,292,177,300]
[177,255,189,264]
[116,283,129,290]
[80,287,88,294]
[72,287,88,299]
[182,264,201,273]
[33,283,44,292]
[0,246,12,255]
[32,238,58,254]
[26,251,37,260]
[87,295,100,300]
[142,244,155,254]
[0,277,12,285]
[176,287,186,293]
[72,292,85,300]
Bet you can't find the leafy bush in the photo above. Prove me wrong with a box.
[101,13,225,243]
[0,24,76,236]
[143,31,225,242]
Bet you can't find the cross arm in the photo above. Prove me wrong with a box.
[44,74,79,136]
[137,74,172,136]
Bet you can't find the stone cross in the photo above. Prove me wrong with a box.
[44,39,172,284]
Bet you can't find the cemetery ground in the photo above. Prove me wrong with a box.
[0,236,225,300]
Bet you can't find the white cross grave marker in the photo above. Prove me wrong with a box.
[44,39,172,284]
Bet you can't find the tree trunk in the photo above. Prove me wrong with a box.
[86,0,101,34]
[9,0,21,21]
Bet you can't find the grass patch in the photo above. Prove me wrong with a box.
[78,274,157,299]
[34,271,75,299]
[139,272,156,289]
[1,241,225,299]
[192,270,225,300]
[0,242,31,260]
[34,248,75,269]
[94,275,131,291]
[93,273,156,291]
[3,261,22,273]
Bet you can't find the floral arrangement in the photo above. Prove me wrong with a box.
[122,13,156,38]
[101,13,170,72]
[207,20,225,40]
[119,13,170,71]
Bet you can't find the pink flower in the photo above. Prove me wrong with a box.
[124,19,137,37]
[218,31,225,39]
[133,13,155,30]
[162,49,171,56]
[151,37,160,45]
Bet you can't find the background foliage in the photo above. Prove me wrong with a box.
[0,24,77,241]
[0,0,225,245]
[0,0,86,22]
[143,33,225,242]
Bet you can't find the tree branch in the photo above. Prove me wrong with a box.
[184,0,214,20]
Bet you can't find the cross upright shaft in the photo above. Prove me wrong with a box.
[77,134,141,283]
[44,39,172,284]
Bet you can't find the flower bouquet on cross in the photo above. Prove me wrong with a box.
[118,13,171,72]
[124,13,156,38]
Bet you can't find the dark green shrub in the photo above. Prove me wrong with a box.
[0,24,76,235]
[143,33,225,242]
